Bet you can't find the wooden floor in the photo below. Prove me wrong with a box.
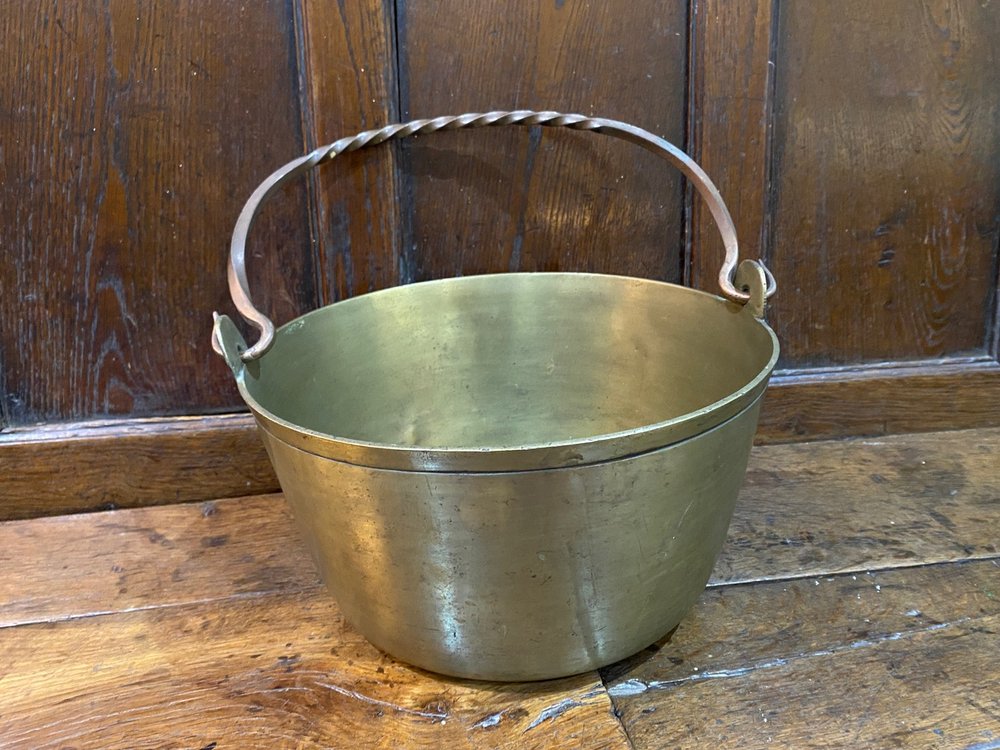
[1,427,998,749]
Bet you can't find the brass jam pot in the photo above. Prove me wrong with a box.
[213,111,779,681]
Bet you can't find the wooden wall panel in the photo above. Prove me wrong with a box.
[0,1,315,425]
[397,0,689,283]
[0,415,279,520]
[768,0,1000,367]
[688,0,775,292]
[297,0,401,303]
[4,0,1000,513]
[761,359,1000,443]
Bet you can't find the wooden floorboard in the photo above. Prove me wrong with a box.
[712,426,1000,584]
[0,426,997,747]
[0,590,630,749]
[0,493,315,628]
[605,559,1000,749]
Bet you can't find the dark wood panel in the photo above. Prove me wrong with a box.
[0,415,279,520]
[688,0,776,290]
[758,358,1000,443]
[608,560,1000,749]
[0,593,629,750]
[768,0,1000,366]
[298,0,402,302]
[398,0,688,283]
[0,1,314,424]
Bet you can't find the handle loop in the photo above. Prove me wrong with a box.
[216,110,776,362]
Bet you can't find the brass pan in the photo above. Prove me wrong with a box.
[213,111,778,680]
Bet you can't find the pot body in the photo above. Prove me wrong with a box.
[257,396,761,681]
[214,273,779,680]
[213,112,781,681]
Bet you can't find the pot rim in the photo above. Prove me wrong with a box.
[229,272,779,473]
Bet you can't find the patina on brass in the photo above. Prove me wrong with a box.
[212,111,779,681]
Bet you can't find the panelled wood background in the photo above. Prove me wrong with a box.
[2,0,999,517]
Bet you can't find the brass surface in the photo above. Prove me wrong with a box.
[216,273,776,473]
[215,273,776,679]
[212,112,779,680]
[262,398,762,681]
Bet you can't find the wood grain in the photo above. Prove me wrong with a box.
[0,493,312,628]
[688,0,776,289]
[297,0,402,302]
[397,0,688,283]
[0,592,630,749]
[715,424,1000,585]
[1,426,997,747]
[0,415,279,520]
[607,559,1000,749]
[768,0,1000,366]
[759,358,1000,443]
[0,1,317,424]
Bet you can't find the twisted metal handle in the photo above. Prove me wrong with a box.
[219,110,776,362]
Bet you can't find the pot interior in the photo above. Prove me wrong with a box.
[241,273,776,450]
